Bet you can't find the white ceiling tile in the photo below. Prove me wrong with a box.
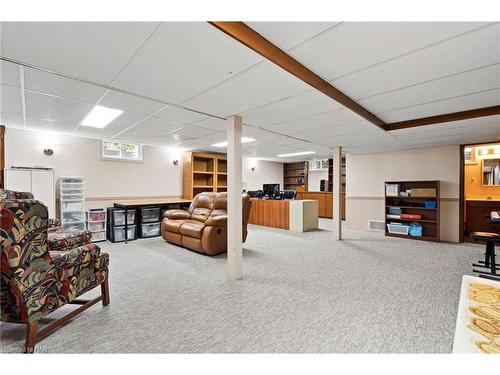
[0,84,22,114]
[25,91,93,125]
[291,22,489,81]
[97,112,146,135]
[267,108,362,135]
[187,132,226,146]
[112,22,262,104]
[1,22,160,83]
[182,60,311,117]
[379,88,500,123]
[169,125,216,138]
[192,117,226,131]
[0,60,20,86]
[154,105,208,124]
[127,116,184,137]
[247,22,340,50]
[99,90,165,116]
[333,23,500,100]
[241,89,342,126]
[24,67,107,104]
[359,64,500,115]
[0,112,24,128]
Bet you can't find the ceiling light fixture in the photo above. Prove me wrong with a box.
[277,151,316,158]
[211,137,256,148]
[81,105,123,128]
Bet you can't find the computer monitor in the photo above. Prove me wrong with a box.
[263,183,280,199]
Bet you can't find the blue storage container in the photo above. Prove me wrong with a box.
[409,222,423,237]
[424,200,437,209]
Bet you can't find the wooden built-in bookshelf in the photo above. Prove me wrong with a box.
[283,161,308,191]
[183,152,227,199]
[385,180,440,242]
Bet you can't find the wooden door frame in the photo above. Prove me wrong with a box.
[459,140,500,243]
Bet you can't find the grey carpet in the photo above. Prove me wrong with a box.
[0,220,483,353]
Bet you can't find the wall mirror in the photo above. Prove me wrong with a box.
[482,158,500,186]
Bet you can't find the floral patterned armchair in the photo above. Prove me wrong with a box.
[1,189,93,252]
[0,194,110,353]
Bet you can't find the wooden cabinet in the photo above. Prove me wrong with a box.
[296,191,333,218]
[466,200,500,234]
[183,152,227,199]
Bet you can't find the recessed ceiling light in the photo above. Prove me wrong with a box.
[81,105,123,128]
[211,137,256,148]
[277,151,316,157]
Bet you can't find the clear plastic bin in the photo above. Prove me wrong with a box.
[140,207,160,223]
[88,221,105,231]
[91,230,106,242]
[109,226,137,242]
[140,223,160,238]
[110,209,136,226]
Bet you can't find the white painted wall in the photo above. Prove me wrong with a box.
[308,169,329,191]
[5,128,283,206]
[345,145,460,242]
[242,157,283,191]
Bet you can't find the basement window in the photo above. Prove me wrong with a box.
[101,140,143,162]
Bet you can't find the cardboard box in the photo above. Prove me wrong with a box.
[411,188,436,197]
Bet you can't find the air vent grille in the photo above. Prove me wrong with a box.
[369,220,385,231]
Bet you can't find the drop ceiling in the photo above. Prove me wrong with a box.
[1,21,499,162]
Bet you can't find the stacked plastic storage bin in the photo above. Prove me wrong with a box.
[107,208,137,242]
[139,207,161,238]
[86,209,107,242]
[59,177,85,230]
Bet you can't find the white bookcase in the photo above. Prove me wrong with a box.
[58,176,85,230]
[86,208,107,242]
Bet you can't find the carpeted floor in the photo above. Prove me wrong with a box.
[0,220,483,353]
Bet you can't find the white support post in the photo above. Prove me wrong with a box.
[227,115,243,280]
[332,146,342,240]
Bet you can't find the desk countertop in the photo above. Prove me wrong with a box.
[114,198,191,207]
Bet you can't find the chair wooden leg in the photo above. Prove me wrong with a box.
[25,321,38,354]
[101,279,110,306]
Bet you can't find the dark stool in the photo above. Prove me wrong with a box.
[470,232,500,280]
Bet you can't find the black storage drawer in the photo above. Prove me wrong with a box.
[139,222,161,238]
[107,225,137,243]
[107,208,136,226]
[140,207,160,223]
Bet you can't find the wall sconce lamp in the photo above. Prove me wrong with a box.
[173,159,179,165]
[251,166,256,171]
[43,148,54,156]
[249,158,257,171]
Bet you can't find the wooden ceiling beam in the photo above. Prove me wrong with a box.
[383,105,500,131]
[208,21,386,128]
[209,22,500,132]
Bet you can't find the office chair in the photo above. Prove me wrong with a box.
[281,190,297,200]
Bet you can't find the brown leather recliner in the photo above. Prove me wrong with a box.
[161,192,251,255]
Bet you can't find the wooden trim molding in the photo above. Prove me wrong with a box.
[208,21,386,128]
[345,196,459,201]
[384,105,500,131]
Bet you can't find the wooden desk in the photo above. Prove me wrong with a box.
[113,198,191,243]
[295,191,335,218]
[249,198,290,229]
[248,198,319,231]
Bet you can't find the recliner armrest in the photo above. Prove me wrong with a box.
[205,215,227,226]
[50,244,101,269]
[163,209,191,220]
